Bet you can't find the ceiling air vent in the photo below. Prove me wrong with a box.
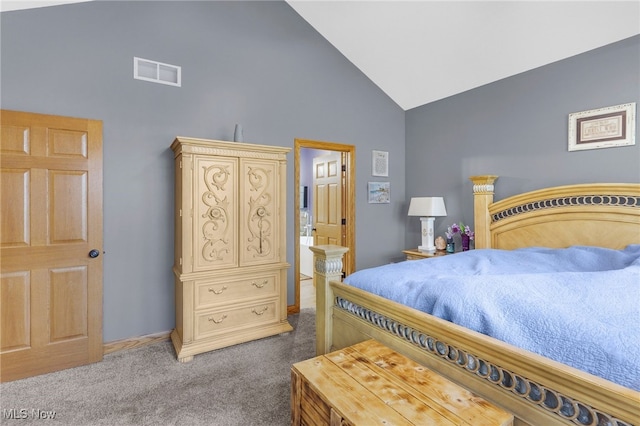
[134,57,181,87]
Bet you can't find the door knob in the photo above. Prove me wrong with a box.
[88,249,100,258]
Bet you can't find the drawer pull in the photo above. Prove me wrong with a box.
[208,285,228,295]
[208,314,227,324]
[251,306,268,316]
[251,280,269,289]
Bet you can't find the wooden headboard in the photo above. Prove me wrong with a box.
[470,175,640,250]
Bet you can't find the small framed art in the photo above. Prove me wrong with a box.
[368,182,390,204]
[372,150,389,177]
[568,102,636,151]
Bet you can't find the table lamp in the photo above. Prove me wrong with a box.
[408,197,447,252]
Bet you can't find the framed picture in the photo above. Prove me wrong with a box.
[368,182,390,204]
[568,102,636,151]
[372,150,389,177]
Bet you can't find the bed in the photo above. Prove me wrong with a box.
[310,175,640,426]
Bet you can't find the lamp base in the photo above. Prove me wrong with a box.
[419,217,436,253]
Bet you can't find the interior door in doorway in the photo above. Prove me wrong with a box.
[313,152,343,247]
[0,110,104,382]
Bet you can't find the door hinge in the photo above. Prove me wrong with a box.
[341,165,346,172]
[341,218,346,225]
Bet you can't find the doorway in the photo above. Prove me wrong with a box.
[290,139,355,314]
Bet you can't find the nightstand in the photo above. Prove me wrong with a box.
[402,248,448,260]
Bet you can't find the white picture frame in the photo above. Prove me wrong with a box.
[368,182,390,204]
[568,102,636,151]
[372,150,389,177]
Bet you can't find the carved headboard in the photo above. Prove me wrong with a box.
[470,175,640,250]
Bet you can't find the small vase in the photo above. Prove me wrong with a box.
[461,234,470,251]
[446,239,455,254]
[233,124,243,142]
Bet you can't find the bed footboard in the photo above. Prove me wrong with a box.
[311,245,640,426]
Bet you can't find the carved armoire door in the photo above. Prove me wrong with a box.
[193,155,238,272]
[239,158,280,267]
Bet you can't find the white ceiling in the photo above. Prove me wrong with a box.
[0,0,86,13]
[3,1,640,110]
[286,1,640,110]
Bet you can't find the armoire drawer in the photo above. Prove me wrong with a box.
[194,299,278,339]
[194,274,278,309]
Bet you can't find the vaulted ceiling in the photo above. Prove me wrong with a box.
[3,1,639,110]
[286,1,640,110]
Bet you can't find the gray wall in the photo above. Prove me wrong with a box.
[1,1,405,342]
[405,35,640,248]
[4,1,636,344]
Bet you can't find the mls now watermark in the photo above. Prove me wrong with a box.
[2,409,57,420]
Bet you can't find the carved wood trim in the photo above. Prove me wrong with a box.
[201,163,232,262]
[171,137,289,160]
[491,193,640,223]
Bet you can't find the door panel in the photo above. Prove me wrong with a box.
[50,171,88,243]
[0,272,30,351]
[49,128,88,158]
[0,125,30,155]
[1,169,29,247]
[49,266,88,342]
[0,110,103,382]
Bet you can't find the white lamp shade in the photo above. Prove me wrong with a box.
[408,197,447,217]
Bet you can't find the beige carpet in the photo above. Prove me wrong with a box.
[0,310,315,426]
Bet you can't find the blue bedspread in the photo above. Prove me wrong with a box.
[343,245,640,391]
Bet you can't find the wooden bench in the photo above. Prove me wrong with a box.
[291,339,513,425]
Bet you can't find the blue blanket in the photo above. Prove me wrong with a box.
[343,245,640,391]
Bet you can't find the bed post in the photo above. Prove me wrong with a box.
[469,175,498,249]
[309,245,349,355]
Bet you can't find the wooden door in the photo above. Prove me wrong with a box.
[0,110,103,382]
[313,153,343,246]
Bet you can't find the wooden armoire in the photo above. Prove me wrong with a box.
[170,137,292,362]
